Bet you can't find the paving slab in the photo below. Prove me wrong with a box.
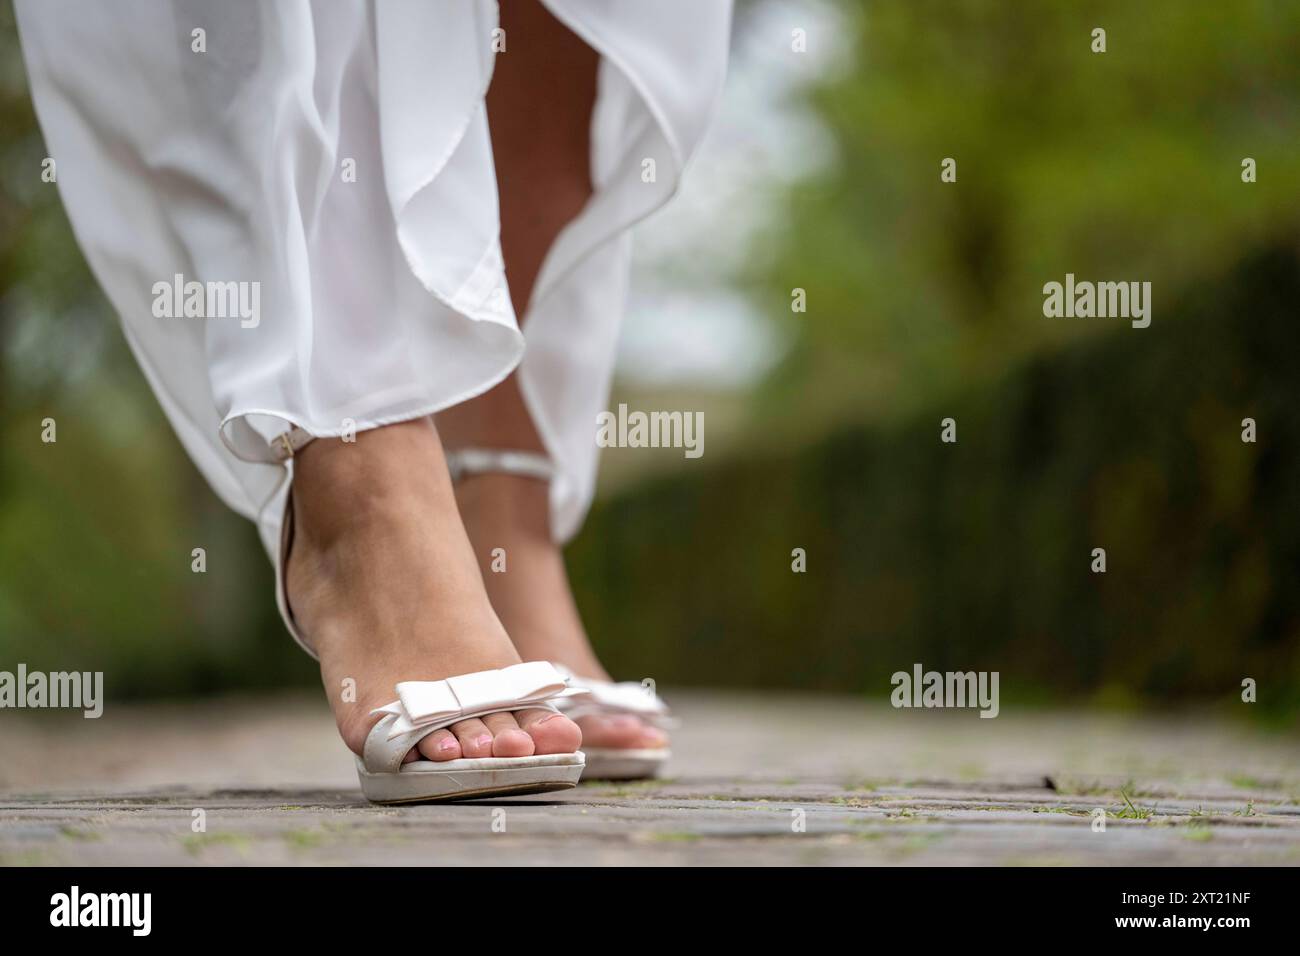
[1,691,1297,865]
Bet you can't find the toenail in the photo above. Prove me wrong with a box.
[438,737,457,751]
[536,713,567,724]
[475,734,493,747]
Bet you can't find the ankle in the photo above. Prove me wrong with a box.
[454,472,553,541]
[292,484,422,556]
[290,420,458,548]
[293,419,444,499]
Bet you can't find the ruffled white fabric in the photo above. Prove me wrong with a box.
[15,0,731,557]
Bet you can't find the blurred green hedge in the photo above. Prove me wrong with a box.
[573,245,1300,714]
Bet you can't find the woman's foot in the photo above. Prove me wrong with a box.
[283,419,582,763]
[453,471,669,753]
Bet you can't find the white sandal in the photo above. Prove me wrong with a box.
[446,446,674,781]
[273,432,585,804]
[552,667,673,781]
[357,662,585,803]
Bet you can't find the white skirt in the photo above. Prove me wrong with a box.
[16,0,731,557]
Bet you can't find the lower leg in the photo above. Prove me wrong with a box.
[453,472,606,676]
[434,0,597,454]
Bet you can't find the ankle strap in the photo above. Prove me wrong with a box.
[445,448,554,484]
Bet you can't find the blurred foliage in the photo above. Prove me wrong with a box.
[0,1,309,694]
[1,1,1299,714]
[742,0,1300,441]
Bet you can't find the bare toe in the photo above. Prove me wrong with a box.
[417,728,463,762]
[482,712,535,757]
[578,714,668,750]
[515,709,583,755]
[451,717,495,758]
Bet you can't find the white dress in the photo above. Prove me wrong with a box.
[15,0,731,560]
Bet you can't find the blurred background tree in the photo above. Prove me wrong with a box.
[2,0,1298,716]
[741,0,1300,438]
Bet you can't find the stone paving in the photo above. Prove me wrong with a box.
[2,690,1297,865]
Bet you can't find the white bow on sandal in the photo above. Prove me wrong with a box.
[273,434,585,804]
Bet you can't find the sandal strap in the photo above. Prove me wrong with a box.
[445,447,554,484]
[361,661,579,772]
[275,485,321,660]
